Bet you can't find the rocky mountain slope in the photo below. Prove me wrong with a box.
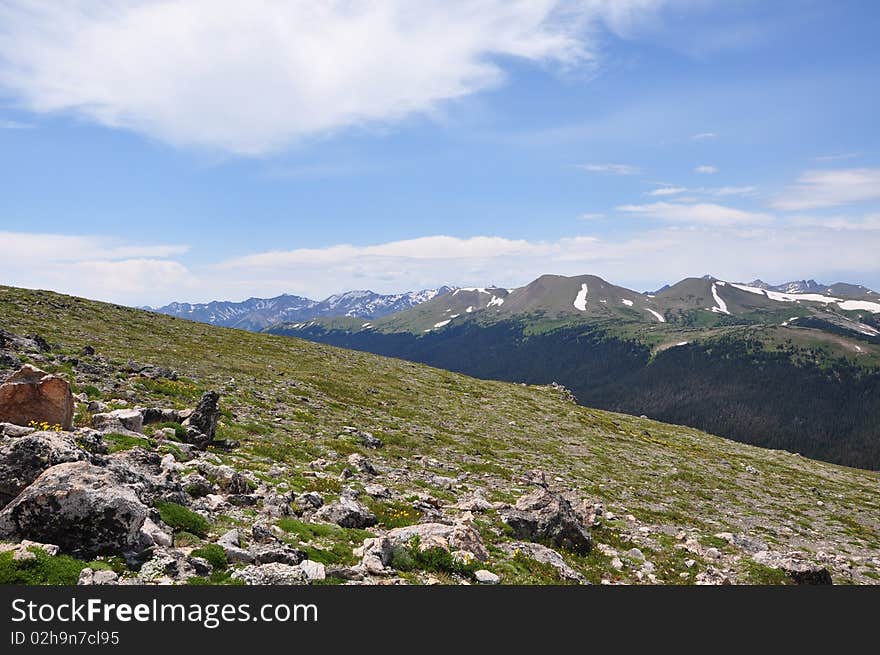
[0,284,878,585]
[268,274,880,469]
[147,287,453,331]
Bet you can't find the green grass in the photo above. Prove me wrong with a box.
[154,501,211,537]
[276,518,373,566]
[0,548,88,585]
[1,284,879,585]
[103,433,154,453]
[389,538,479,579]
[190,544,228,570]
[364,498,421,528]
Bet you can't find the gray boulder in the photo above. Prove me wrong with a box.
[182,391,220,448]
[501,488,592,555]
[0,461,148,557]
[231,563,308,585]
[0,431,90,508]
[385,520,489,561]
[315,496,376,529]
[92,409,143,434]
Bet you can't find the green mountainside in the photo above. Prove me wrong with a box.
[268,274,880,469]
[1,284,879,585]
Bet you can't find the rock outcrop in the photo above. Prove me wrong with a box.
[501,487,592,555]
[182,391,221,448]
[0,365,74,430]
[0,461,148,557]
[0,431,89,508]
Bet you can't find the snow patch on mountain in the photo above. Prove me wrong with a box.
[573,283,589,311]
[646,308,666,323]
[711,284,730,315]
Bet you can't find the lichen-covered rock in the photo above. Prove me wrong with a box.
[0,365,74,431]
[385,520,489,561]
[231,563,308,585]
[0,461,148,557]
[314,496,376,529]
[92,409,144,434]
[501,488,592,555]
[182,391,220,448]
[0,431,89,508]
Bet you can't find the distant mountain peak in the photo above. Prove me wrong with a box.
[149,287,451,331]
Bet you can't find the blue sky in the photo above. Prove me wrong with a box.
[1,0,879,305]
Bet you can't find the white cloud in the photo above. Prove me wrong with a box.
[0,232,192,305]
[694,165,718,174]
[707,185,758,197]
[200,228,880,299]
[579,163,641,175]
[5,227,880,304]
[616,201,772,225]
[579,212,606,220]
[788,213,880,231]
[647,186,687,196]
[0,0,675,155]
[771,168,880,211]
[691,132,717,140]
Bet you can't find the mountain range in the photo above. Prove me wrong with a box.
[146,287,453,331]
[3,283,878,585]
[265,274,880,470]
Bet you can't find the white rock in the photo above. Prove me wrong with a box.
[474,570,500,585]
[299,560,326,581]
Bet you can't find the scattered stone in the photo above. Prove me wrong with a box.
[294,491,324,511]
[77,568,119,586]
[695,566,732,585]
[347,453,377,475]
[363,484,390,499]
[140,516,172,548]
[385,520,489,561]
[0,422,35,438]
[501,542,586,583]
[0,365,74,431]
[626,547,646,562]
[232,563,308,585]
[315,496,376,529]
[249,543,306,566]
[181,391,220,448]
[474,569,500,585]
[752,551,833,585]
[92,409,144,434]
[300,560,326,581]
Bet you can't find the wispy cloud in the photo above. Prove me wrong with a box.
[708,185,758,197]
[616,201,772,225]
[579,212,605,220]
[691,132,717,140]
[694,165,718,174]
[579,163,641,175]
[771,168,880,211]
[788,213,880,231]
[0,1,678,155]
[647,186,687,196]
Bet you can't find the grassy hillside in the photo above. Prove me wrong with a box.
[2,285,879,584]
